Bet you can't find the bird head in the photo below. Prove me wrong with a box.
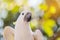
[18,10,32,23]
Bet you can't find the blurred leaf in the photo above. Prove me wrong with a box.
[11,5,19,13]
[4,11,20,28]
[56,37,60,40]
[3,0,14,3]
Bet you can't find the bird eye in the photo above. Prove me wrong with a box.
[22,13,24,15]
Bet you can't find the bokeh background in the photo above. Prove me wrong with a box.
[0,0,60,40]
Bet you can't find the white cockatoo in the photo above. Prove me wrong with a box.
[15,10,34,40]
[3,10,43,40]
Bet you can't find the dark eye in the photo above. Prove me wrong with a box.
[22,13,24,15]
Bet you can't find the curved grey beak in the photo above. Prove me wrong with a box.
[24,12,32,22]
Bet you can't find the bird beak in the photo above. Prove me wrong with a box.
[24,12,32,22]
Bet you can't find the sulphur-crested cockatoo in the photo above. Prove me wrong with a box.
[3,10,43,40]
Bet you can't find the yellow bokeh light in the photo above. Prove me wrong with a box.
[43,26,54,37]
[56,37,60,40]
[43,19,56,28]
[43,12,51,19]
[49,6,56,14]
[6,2,16,10]
[39,4,48,11]
[30,19,38,29]
[42,19,56,37]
